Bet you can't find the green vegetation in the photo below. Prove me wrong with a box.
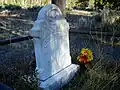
[0,0,119,10]
[95,0,120,10]
[66,0,120,10]
[0,0,49,8]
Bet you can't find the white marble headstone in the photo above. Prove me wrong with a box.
[30,4,79,90]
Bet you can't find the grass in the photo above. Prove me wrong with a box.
[0,50,120,90]
[0,0,49,8]
[61,57,120,90]
[0,40,38,90]
[65,8,120,90]
[0,64,38,90]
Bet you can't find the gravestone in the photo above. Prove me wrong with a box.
[30,4,79,90]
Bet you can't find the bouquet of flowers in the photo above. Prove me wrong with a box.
[77,48,93,69]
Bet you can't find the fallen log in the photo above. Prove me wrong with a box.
[0,36,33,45]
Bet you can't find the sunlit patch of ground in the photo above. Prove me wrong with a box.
[0,10,20,17]
[0,9,36,39]
[68,9,96,16]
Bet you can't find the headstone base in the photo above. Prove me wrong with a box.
[39,64,79,90]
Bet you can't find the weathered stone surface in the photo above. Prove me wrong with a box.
[30,4,72,80]
[30,4,79,90]
[40,64,79,90]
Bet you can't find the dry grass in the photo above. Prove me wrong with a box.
[0,54,120,90]
[62,57,120,90]
[62,9,120,90]
[0,0,50,8]
[0,52,38,90]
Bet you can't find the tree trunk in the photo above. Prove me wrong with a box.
[51,0,66,13]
